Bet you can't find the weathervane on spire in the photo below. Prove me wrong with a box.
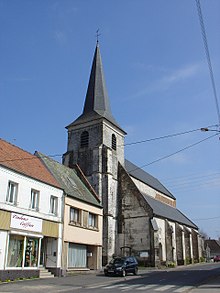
[96,29,101,44]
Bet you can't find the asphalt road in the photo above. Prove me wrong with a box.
[1,262,220,293]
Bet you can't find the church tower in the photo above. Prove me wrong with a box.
[63,42,126,264]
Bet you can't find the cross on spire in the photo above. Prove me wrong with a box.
[96,29,101,44]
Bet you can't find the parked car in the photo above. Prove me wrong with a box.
[104,256,138,277]
[214,255,220,262]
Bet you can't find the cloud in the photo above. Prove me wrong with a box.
[2,77,34,83]
[53,30,67,46]
[133,62,203,98]
[165,153,189,165]
[160,63,200,85]
[132,62,167,73]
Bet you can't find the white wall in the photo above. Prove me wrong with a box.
[0,165,63,270]
[155,218,166,261]
[0,166,63,222]
[131,176,175,206]
[0,231,7,269]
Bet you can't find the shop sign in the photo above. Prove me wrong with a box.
[10,213,42,233]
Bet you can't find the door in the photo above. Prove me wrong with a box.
[40,238,46,267]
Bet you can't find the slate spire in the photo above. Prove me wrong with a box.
[83,42,112,117]
[67,43,125,133]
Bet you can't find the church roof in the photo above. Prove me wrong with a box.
[36,152,102,208]
[143,193,198,229]
[67,43,126,134]
[204,239,220,252]
[125,159,175,200]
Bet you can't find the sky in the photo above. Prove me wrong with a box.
[0,0,219,239]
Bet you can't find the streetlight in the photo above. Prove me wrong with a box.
[200,127,220,132]
[200,127,220,139]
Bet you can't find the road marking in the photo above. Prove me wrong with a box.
[136,284,158,290]
[88,284,109,289]
[56,287,82,292]
[154,285,177,291]
[174,286,194,292]
[121,284,143,291]
[102,284,125,289]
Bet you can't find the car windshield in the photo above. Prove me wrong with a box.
[109,258,125,265]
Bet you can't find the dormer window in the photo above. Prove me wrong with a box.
[80,131,89,148]
[112,134,117,150]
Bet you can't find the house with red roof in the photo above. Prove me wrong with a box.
[0,138,103,281]
[0,138,63,281]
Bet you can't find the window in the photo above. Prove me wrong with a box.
[68,244,87,268]
[88,212,98,228]
[7,235,23,267]
[6,181,18,205]
[25,237,39,267]
[50,196,58,216]
[70,207,81,225]
[30,189,39,211]
[80,131,89,148]
[112,134,117,150]
[7,234,39,267]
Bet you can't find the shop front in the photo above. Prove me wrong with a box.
[0,211,61,281]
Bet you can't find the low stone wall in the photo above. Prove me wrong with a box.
[0,269,39,282]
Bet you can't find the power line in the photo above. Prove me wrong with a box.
[129,133,218,172]
[167,178,220,193]
[0,126,218,165]
[123,124,218,147]
[0,153,61,164]
[164,172,220,187]
[193,215,220,221]
[160,171,220,184]
[195,0,220,128]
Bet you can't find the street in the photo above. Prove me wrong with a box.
[1,263,220,293]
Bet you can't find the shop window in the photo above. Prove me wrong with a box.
[25,237,39,267]
[7,234,23,267]
[80,131,89,148]
[70,207,81,225]
[50,196,58,216]
[7,234,39,268]
[112,134,117,150]
[88,212,98,229]
[6,181,18,205]
[30,189,39,211]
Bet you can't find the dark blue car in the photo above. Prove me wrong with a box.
[104,256,138,277]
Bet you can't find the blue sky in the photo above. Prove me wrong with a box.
[0,0,219,238]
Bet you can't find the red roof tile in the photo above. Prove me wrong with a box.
[0,138,61,188]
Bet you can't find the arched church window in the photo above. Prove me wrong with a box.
[80,131,89,148]
[112,134,117,150]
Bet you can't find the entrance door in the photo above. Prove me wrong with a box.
[40,238,46,267]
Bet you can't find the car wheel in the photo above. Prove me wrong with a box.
[134,267,138,275]
[122,269,126,277]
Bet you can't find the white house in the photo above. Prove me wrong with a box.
[0,139,63,281]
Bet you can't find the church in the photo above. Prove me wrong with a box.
[62,42,203,267]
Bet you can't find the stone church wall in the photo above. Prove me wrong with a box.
[117,164,153,261]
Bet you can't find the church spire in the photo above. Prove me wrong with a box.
[67,43,125,133]
[82,42,111,117]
